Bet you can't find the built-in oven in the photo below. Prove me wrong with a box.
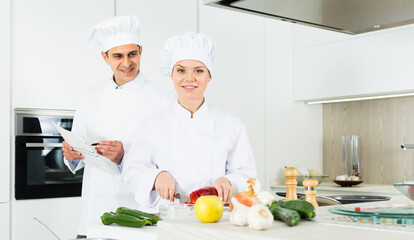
[15,108,83,200]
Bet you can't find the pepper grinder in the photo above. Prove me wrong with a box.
[285,167,298,200]
[303,179,319,207]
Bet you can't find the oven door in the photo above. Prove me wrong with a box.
[15,135,83,199]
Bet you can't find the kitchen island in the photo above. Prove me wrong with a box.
[86,186,414,240]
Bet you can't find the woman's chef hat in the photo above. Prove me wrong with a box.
[88,15,142,52]
[157,31,215,77]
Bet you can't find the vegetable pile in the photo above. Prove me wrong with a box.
[268,200,315,226]
[229,178,316,230]
[101,207,160,228]
[229,178,274,230]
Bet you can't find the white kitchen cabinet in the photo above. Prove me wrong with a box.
[293,24,414,101]
[116,0,198,97]
[0,0,11,203]
[0,203,10,240]
[199,4,266,185]
[12,198,81,240]
[13,0,114,110]
[264,20,323,186]
[293,24,352,50]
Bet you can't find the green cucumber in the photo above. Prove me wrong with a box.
[276,200,316,219]
[268,204,300,226]
[100,212,152,227]
[116,207,160,224]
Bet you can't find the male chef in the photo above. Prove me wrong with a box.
[62,15,171,238]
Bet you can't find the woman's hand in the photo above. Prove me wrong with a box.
[62,141,84,161]
[212,177,232,202]
[154,171,176,202]
[95,141,124,164]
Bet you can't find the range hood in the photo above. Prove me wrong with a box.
[204,0,414,34]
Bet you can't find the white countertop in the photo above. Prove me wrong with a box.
[158,206,414,240]
[85,221,157,240]
[86,185,414,240]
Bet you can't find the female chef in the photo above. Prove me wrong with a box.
[122,31,257,212]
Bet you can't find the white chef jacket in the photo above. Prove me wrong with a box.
[123,100,257,213]
[64,72,171,235]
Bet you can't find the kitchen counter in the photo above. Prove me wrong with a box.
[86,185,414,240]
[85,221,157,240]
[158,206,413,240]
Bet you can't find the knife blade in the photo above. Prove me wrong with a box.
[174,193,191,204]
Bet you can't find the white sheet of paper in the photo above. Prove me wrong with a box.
[53,122,119,175]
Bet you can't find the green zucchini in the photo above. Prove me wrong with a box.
[101,212,152,227]
[268,204,300,226]
[276,200,316,219]
[116,207,160,224]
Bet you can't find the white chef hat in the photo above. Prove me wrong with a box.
[157,31,215,77]
[88,15,142,52]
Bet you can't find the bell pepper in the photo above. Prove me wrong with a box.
[190,186,218,204]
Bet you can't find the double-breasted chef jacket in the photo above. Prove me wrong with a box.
[123,100,257,213]
[64,72,171,235]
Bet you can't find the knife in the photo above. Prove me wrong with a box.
[174,193,191,204]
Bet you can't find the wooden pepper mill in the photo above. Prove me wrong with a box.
[303,179,319,207]
[285,167,298,200]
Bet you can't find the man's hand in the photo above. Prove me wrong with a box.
[212,177,232,202]
[62,141,84,161]
[95,141,124,164]
[154,171,176,202]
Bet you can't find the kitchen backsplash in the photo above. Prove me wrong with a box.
[323,95,414,184]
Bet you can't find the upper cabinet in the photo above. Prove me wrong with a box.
[116,0,198,97]
[0,0,11,203]
[293,24,414,101]
[13,0,114,109]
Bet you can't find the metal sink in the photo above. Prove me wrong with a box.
[325,195,391,204]
[275,192,391,206]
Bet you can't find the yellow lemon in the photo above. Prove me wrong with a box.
[194,195,224,223]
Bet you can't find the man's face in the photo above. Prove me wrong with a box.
[102,44,142,85]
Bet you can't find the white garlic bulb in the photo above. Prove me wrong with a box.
[336,175,347,180]
[229,197,250,226]
[350,176,360,181]
[247,204,274,230]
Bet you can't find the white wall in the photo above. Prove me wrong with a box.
[199,4,267,185]
[2,1,12,239]
[0,0,11,204]
[12,0,114,109]
[265,20,323,185]
[116,0,198,98]
[199,4,323,186]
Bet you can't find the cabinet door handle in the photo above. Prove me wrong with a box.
[25,143,63,148]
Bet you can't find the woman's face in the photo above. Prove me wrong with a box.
[172,60,211,102]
